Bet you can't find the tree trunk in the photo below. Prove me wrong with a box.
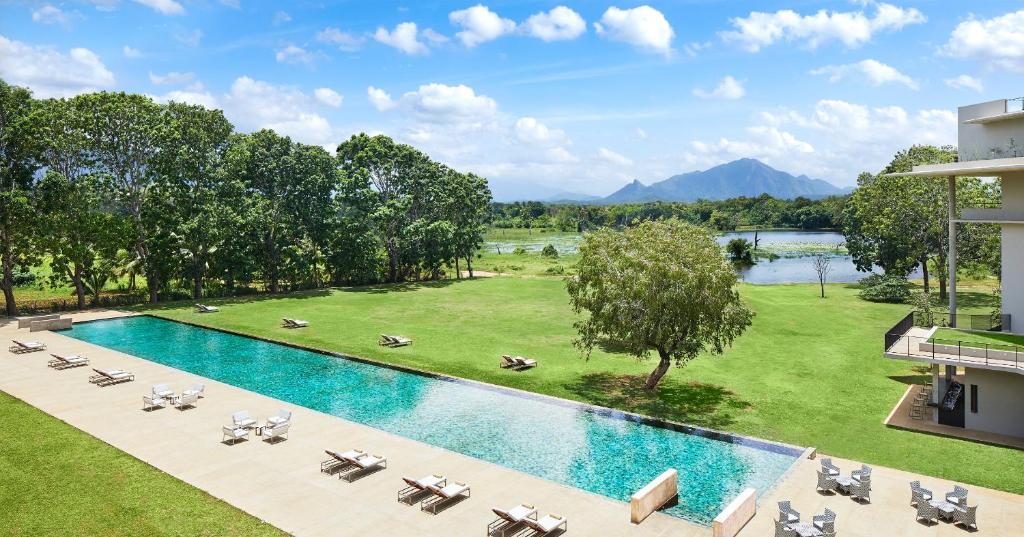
[921,257,930,294]
[385,242,399,283]
[147,273,159,303]
[73,264,86,310]
[465,255,474,278]
[455,257,461,279]
[819,278,825,298]
[193,268,203,300]
[939,275,948,301]
[1,239,16,316]
[644,348,672,390]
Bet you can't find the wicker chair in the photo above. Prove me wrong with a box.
[774,518,797,537]
[916,501,939,525]
[850,476,871,502]
[946,485,969,507]
[778,501,800,524]
[820,457,840,477]
[953,505,978,530]
[911,486,933,507]
[816,470,837,494]
[813,508,837,537]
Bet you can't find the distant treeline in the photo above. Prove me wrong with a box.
[490,195,848,232]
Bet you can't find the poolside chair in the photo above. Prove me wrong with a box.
[953,504,978,530]
[142,394,166,411]
[850,476,871,502]
[915,500,939,525]
[487,503,538,537]
[910,481,933,506]
[379,334,412,347]
[152,383,174,399]
[816,470,837,494]
[267,409,291,426]
[397,474,446,504]
[500,355,518,368]
[47,353,89,369]
[513,356,538,369]
[852,464,872,484]
[231,410,257,429]
[339,452,387,482]
[183,384,205,398]
[778,501,800,524]
[282,318,309,328]
[813,508,836,537]
[172,391,199,410]
[774,519,797,537]
[89,368,135,386]
[195,303,219,313]
[420,481,470,514]
[522,513,566,536]
[262,421,290,443]
[320,449,365,474]
[9,339,46,354]
[820,457,840,477]
[946,485,969,507]
[222,425,250,445]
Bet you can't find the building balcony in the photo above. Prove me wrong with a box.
[958,206,1024,223]
[884,313,1024,375]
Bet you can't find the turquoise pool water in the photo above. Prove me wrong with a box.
[67,316,800,525]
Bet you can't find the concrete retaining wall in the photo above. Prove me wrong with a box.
[630,469,677,524]
[16,314,61,329]
[29,318,72,332]
[712,488,756,537]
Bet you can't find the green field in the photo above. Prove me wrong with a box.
[150,277,1024,495]
[0,392,286,537]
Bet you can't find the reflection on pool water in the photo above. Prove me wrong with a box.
[67,316,801,525]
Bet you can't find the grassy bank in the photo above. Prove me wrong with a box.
[150,277,1024,495]
[0,392,286,537]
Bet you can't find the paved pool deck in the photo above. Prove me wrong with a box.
[3,310,1024,537]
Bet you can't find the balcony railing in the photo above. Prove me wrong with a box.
[1008,97,1024,113]
[885,333,1024,372]
[914,311,1010,332]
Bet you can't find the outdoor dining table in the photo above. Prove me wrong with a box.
[929,499,959,520]
[836,476,855,493]
[790,522,824,537]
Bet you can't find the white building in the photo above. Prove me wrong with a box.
[885,97,1024,440]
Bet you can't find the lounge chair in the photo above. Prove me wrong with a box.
[910,481,933,506]
[172,391,199,410]
[852,464,872,483]
[152,383,174,399]
[953,504,978,530]
[142,394,166,411]
[320,449,365,474]
[9,339,46,354]
[89,368,135,386]
[820,457,840,477]
[183,384,205,398]
[487,503,538,537]
[267,409,291,426]
[946,485,968,507]
[500,355,518,368]
[379,334,411,347]
[816,470,837,494]
[222,425,250,445]
[340,452,387,482]
[231,410,256,429]
[774,519,796,537]
[47,353,89,369]
[420,481,470,514]
[850,476,871,502]
[778,501,800,524]
[812,508,836,537]
[262,421,290,443]
[522,513,566,536]
[397,474,446,504]
[195,303,219,313]
[282,318,309,328]
[916,501,939,525]
[514,356,538,369]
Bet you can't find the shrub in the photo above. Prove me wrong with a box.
[540,244,559,258]
[12,270,35,286]
[725,238,754,264]
[858,274,911,303]
[512,247,527,256]
[545,265,565,275]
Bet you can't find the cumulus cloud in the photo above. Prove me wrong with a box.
[941,10,1024,72]
[222,76,333,144]
[597,147,633,166]
[522,6,585,41]
[148,71,195,85]
[810,59,918,89]
[152,89,218,109]
[316,27,364,51]
[123,45,142,58]
[133,0,184,16]
[367,86,397,111]
[693,76,746,100]
[314,87,343,107]
[514,117,567,144]
[32,4,78,26]
[0,35,115,97]
[945,74,984,93]
[421,28,449,44]
[594,6,674,55]
[722,2,925,52]
[374,22,429,55]
[449,5,517,47]
[401,83,498,124]
[275,44,315,65]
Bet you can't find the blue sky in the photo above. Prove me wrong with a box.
[3,1,1024,199]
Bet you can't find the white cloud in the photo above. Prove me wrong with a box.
[148,70,195,85]
[635,128,648,140]
[401,83,498,124]
[945,74,984,93]
[374,22,429,55]
[367,86,397,111]
[275,44,315,65]
[87,0,119,11]
[174,28,203,47]
[0,35,115,98]
[722,3,925,52]
[449,5,517,47]
[32,5,76,26]
[123,45,142,58]
[220,0,240,9]
[594,6,674,55]
[693,76,746,100]
[810,59,918,89]
[317,27,364,51]
[314,87,343,108]
[523,6,585,42]
[682,41,711,58]
[152,89,218,109]
[514,117,567,144]
[421,28,449,44]
[133,0,184,16]
[273,11,291,25]
[941,10,1024,72]
[222,76,334,145]
[597,147,633,166]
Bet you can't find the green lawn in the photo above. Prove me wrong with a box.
[931,327,1024,349]
[149,277,1024,495]
[0,392,286,537]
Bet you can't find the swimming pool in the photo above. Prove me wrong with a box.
[67,315,800,525]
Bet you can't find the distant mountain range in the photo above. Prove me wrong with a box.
[520,158,851,204]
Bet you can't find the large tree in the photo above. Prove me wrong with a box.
[0,80,39,315]
[567,220,753,390]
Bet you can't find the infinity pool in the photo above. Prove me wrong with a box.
[68,315,800,525]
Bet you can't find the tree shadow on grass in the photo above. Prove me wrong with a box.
[888,365,933,386]
[563,372,750,430]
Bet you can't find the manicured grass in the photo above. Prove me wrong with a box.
[931,327,1024,349]
[0,392,286,537]
[149,278,1024,495]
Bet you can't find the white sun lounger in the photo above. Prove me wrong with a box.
[89,368,135,386]
[523,513,568,535]
[9,339,46,354]
[340,453,387,482]
[321,449,366,474]
[47,353,89,369]
[379,334,412,347]
[282,318,309,328]
[488,503,539,537]
[421,481,471,514]
[195,304,219,313]
[398,474,447,503]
